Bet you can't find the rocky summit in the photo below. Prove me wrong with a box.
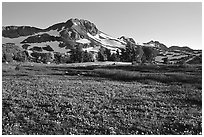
[2,18,202,64]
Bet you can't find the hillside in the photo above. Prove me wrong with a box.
[2,18,202,64]
[143,40,201,64]
[3,18,126,54]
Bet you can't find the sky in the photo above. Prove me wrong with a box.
[2,2,202,49]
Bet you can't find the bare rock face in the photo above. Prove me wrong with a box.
[64,18,98,35]
[80,19,98,36]
[60,18,99,40]
[119,36,136,44]
[143,40,168,51]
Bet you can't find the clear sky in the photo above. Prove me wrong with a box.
[2,2,202,49]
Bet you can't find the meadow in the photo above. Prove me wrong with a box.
[2,62,202,135]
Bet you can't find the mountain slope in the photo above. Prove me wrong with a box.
[2,18,126,54]
[3,26,43,38]
[2,18,201,64]
[142,40,201,64]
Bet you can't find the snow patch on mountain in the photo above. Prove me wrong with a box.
[87,33,125,49]
[83,47,99,52]
[101,39,125,49]
[99,32,126,44]
[143,43,155,47]
[76,38,91,44]
[87,33,101,42]
[99,32,115,39]
[40,30,60,37]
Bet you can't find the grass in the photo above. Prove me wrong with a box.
[2,62,202,135]
[93,68,201,84]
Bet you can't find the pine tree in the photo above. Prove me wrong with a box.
[70,48,77,62]
[75,44,84,63]
[105,48,111,61]
[116,49,120,61]
[98,47,107,61]
[162,57,169,64]
[120,42,144,63]
[110,53,117,61]
[54,53,62,63]
[41,52,53,63]
[120,48,127,61]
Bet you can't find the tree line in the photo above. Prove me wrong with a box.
[2,42,159,64]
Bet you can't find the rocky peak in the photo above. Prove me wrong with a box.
[65,18,78,27]
[79,19,98,36]
[119,36,136,44]
[63,18,98,35]
[143,40,168,51]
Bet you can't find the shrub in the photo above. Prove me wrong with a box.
[54,53,62,63]
[30,52,54,63]
[60,54,72,63]
[15,64,23,71]
[2,53,6,62]
[22,44,31,50]
[3,53,13,62]
[162,57,169,64]
[13,51,27,62]
[41,52,53,63]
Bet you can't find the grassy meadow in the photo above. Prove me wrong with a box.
[2,62,202,135]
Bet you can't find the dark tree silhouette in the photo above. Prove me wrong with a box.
[142,46,158,63]
[98,47,107,61]
[83,50,94,62]
[105,48,111,61]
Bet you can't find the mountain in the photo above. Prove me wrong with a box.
[2,18,202,64]
[142,40,201,64]
[168,46,194,52]
[119,36,136,44]
[2,26,43,38]
[3,18,126,54]
[143,40,168,52]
